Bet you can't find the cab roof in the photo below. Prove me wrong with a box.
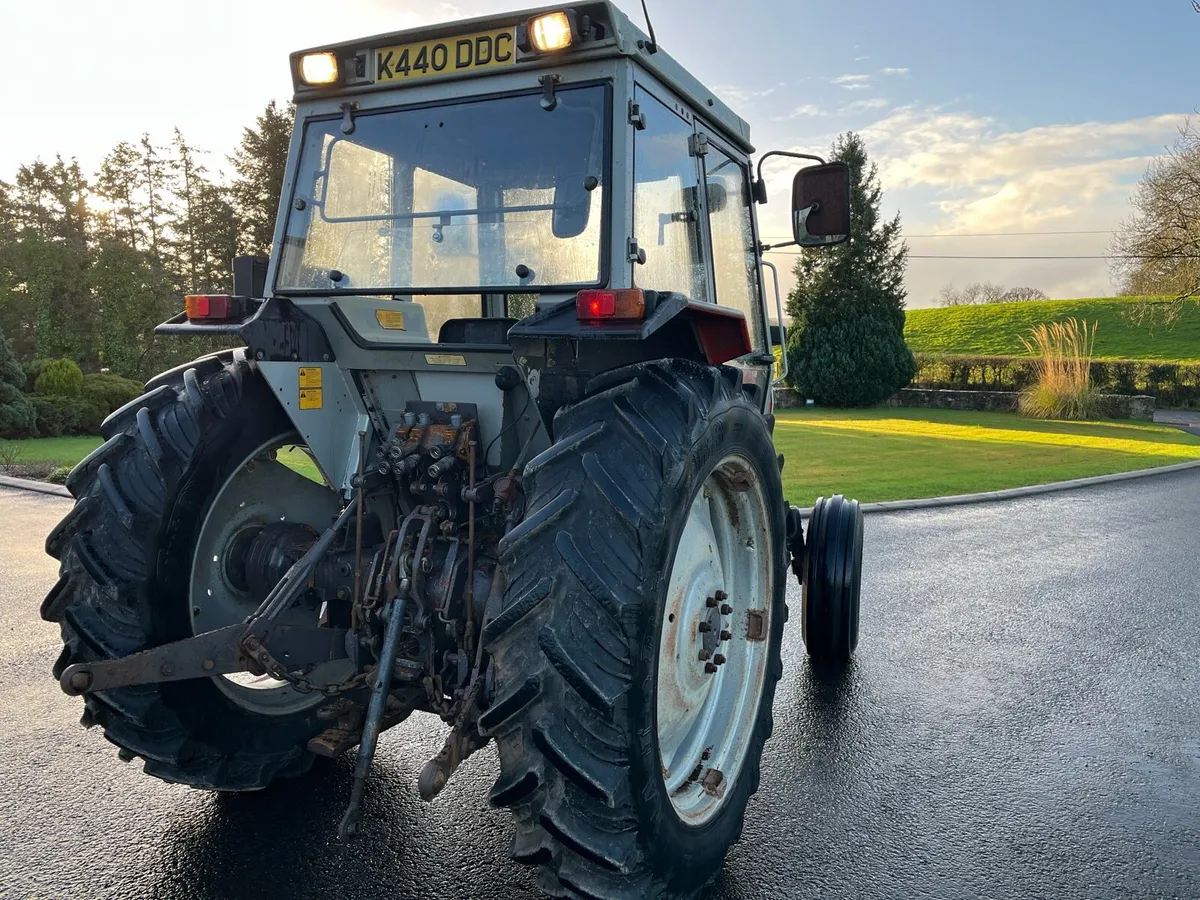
[291,2,753,153]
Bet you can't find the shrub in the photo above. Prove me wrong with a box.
[0,440,21,471]
[0,332,36,439]
[22,358,49,393]
[46,466,72,484]
[31,395,93,437]
[1017,319,1104,419]
[789,314,918,407]
[82,373,143,422]
[912,354,1200,408]
[35,358,85,398]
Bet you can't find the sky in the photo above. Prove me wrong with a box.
[0,0,1196,308]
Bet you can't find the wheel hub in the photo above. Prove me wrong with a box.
[655,455,774,825]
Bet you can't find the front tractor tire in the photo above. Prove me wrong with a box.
[801,494,863,664]
[482,360,787,899]
[42,350,337,789]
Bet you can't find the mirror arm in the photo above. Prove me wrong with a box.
[759,240,797,252]
[753,150,827,204]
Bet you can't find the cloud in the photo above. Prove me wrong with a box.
[832,74,871,91]
[712,84,780,107]
[848,105,1189,303]
[780,103,826,119]
[839,98,889,115]
[880,67,910,76]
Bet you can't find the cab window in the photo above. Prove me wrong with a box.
[631,87,708,301]
[704,145,764,352]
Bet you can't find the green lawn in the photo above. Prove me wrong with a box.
[8,410,1200,505]
[773,408,1200,504]
[5,437,323,483]
[905,296,1200,361]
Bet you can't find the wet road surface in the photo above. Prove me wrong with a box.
[2,474,1199,899]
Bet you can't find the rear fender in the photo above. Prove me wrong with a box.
[507,293,755,432]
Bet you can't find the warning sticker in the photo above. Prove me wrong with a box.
[375,309,407,330]
[424,353,467,366]
[299,388,323,410]
[298,367,323,389]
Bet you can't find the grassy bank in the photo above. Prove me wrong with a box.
[772,408,1200,503]
[8,408,1200,505]
[904,296,1200,361]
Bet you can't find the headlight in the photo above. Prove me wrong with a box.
[299,52,339,86]
[528,11,575,52]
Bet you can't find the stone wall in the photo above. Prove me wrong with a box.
[774,387,1155,421]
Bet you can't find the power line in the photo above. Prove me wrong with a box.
[759,229,1117,240]
[762,251,1197,260]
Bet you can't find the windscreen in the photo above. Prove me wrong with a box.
[277,84,608,293]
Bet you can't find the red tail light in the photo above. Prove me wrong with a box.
[576,289,646,322]
[185,295,248,321]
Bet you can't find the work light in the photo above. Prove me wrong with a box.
[528,11,575,51]
[299,52,339,85]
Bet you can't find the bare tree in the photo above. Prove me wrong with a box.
[998,286,1049,302]
[1111,117,1200,324]
[938,281,1045,306]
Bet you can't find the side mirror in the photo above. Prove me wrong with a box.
[769,323,785,347]
[792,162,850,247]
[233,255,268,299]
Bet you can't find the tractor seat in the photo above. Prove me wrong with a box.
[438,317,518,345]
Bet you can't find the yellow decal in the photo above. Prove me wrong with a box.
[375,309,407,330]
[425,353,468,366]
[299,388,323,410]
[376,27,516,83]
[298,367,323,389]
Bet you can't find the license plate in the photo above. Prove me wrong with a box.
[376,27,516,83]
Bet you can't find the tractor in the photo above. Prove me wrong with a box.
[42,4,864,897]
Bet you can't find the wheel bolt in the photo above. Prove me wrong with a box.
[720,630,732,641]
[705,596,718,608]
[698,622,712,633]
[713,653,727,666]
[720,603,733,615]
[698,649,711,661]
[704,662,718,674]
[715,590,728,602]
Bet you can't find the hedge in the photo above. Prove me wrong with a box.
[913,353,1200,408]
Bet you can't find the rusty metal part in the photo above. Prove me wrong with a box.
[59,625,349,696]
[702,768,726,798]
[418,677,488,801]
[746,609,767,641]
[308,697,412,758]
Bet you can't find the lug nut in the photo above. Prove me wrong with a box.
[704,662,718,674]
[705,596,718,608]
[697,622,712,633]
[720,630,732,641]
[720,603,733,615]
[714,590,728,602]
[698,649,711,661]
[713,653,726,666]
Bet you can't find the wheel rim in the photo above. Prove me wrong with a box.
[190,435,351,715]
[656,453,775,825]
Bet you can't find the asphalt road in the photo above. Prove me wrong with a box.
[3,474,1200,900]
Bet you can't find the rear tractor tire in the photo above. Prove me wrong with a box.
[801,494,863,664]
[42,350,343,789]
[482,360,787,899]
